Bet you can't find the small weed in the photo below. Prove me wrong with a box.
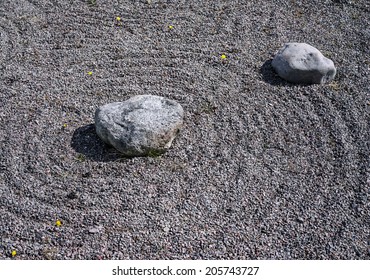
[329,81,340,91]
[88,0,96,6]
[42,247,58,260]
[76,154,86,162]
[147,150,162,158]
[262,26,273,35]
[200,102,217,114]
[351,12,359,19]
[170,162,186,172]
[295,9,304,17]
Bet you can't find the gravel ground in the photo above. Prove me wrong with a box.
[0,0,369,260]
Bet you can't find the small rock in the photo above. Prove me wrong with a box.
[88,225,104,234]
[95,95,184,156]
[271,43,336,84]
[163,226,170,233]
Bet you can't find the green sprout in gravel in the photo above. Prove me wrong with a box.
[329,81,340,91]
[147,149,163,158]
[76,153,86,162]
[200,101,217,114]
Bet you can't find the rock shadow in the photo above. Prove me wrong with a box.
[260,59,314,87]
[71,124,123,162]
[260,59,291,86]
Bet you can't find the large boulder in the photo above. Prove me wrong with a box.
[271,43,336,84]
[95,95,184,156]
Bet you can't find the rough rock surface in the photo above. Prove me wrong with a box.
[272,43,337,84]
[95,95,184,156]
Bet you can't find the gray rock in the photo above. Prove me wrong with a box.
[95,95,184,156]
[88,225,104,234]
[271,43,336,84]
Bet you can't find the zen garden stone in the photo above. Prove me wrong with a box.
[272,43,336,84]
[95,95,184,157]
[94,43,338,157]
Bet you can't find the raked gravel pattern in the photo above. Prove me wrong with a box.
[0,0,369,259]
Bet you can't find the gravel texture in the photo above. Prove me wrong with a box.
[0,0,369,260]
